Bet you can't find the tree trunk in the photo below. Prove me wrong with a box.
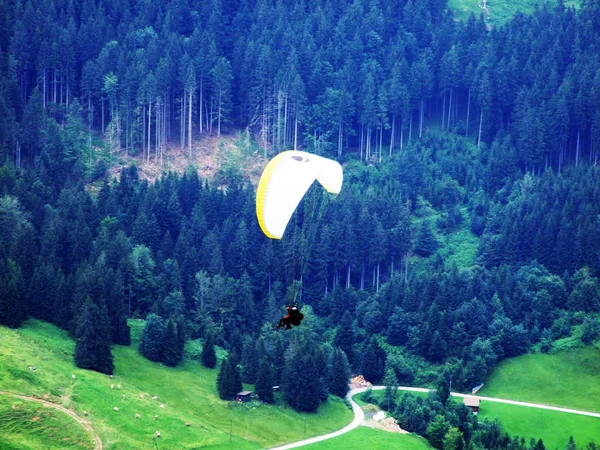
[294,115,298,150]
[447,87,453,131]
[188,87,193,155]
[147,100,152,161]
[477,109,483,149]
[217,89,222,137]
[442,92,446,131]
[465,87,471,136]
[389,114,395,156]
[419,98,424,138]
[346,264,351,289]
[400,118,404,150]
[576,129,580,167]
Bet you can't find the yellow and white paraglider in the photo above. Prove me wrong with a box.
[256,150,343,240]
[256,150,343,331]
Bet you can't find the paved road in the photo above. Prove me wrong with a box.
[268,385,600,449]
[0,390,102,450]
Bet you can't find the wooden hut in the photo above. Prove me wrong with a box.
[236,391,252,402]
[463,396,480,413]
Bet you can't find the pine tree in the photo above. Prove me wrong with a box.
[139,314,165,362]
[329,348,350,398]
[255,359,275,403]
[361,336,386,383]
[0,259,27,328]
[201,333,217,368]
[74,297,114,375]
[217,358,230,399]
[426,414,450,449]
[162,318,180,367]
[282,342,322,412]
[217,356,242,400]
[443,427,465,450]
[334,311,355,368]
[382,368,398,411]
[241,334,257,383]
[414,221,439,257]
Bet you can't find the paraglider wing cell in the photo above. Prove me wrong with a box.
[256,151,343,239]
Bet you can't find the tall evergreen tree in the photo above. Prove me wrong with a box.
[282,341,322,412]
[201,333,217,368]
[74,297,114,375]
[162,318,181,367]
[139,314,166,362]
[329,348,350,398]
[255,359,275,403]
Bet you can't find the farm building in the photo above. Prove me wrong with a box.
[463,396,480,413]
[236,391,253,402]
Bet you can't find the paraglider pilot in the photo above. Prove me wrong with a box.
[275,302,304,330]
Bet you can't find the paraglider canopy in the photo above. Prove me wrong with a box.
[256,150,343,239]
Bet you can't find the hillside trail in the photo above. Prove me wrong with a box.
[267,385,600,450]
[0,390,102,450]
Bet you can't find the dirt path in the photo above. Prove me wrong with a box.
[0,390,103,450]
[268,385,600,450]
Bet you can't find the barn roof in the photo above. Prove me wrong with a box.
[463,396,480,407]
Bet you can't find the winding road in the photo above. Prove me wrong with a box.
[0,390,102,450]
[3,385,600,450]
[268,386,600,450]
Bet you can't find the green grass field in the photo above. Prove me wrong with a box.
[358,389,600,449]
[448,0,581,26]
[478,401,600,450]
[481,345,600,412]
[0,394,95,450]
[301,426,432,450]
[447,0,482,22]
[0,320,353,449]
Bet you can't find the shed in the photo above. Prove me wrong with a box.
[463,396,480,413]
[236,391,253,402]
[272,385,280,392]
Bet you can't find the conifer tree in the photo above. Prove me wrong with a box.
[201,333,217,368]
[334,311,355,368]
[74,297,114,375]
[139,314,165,362]
[255,359,275,403]
[382,368,398,411]
[162,318,181,367]
[0,259,27,328]
[217,356,242,400]
[414,221,439,257]
[329,348,350,398]
[361,336,386,383]
[217,357,230,399]
[282,342,321,412]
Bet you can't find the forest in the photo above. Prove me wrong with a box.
[1,0,600,449]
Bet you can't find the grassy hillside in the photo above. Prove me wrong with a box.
[481,345,600,412]
[0,394,95,450]
[478,401,600,450]
[359,389,600,449]
[301,426,432,450]
[448,0,581,26]
[0,320,353,449]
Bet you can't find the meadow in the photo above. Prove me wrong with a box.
[448,0,582,25]
[481,345,600,412]
[0,320,353,449]
[478,401,600,450]
[0,394,95,450]
[358,382,600,450]
[300,426,432,450]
